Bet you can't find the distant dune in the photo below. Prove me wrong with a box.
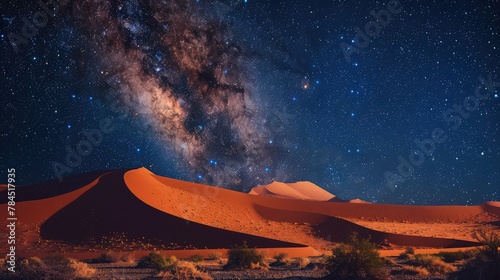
[249,181,342,201]
[0,167,498,259]
[348,198,371,203]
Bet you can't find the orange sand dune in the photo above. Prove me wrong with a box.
[349,198,371,203]
[249,181,340,201]
[141,168,490,247]
[1,167,498,259]
[40,169,303,250]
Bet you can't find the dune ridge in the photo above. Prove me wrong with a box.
[0,167,498,259]
[249,181,340,201]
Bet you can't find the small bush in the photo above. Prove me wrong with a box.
[294,257,311,269]
[95,251,118,263]
[473,228,500,278]
[326,232,386,279]
[413,254,456,274]
[451,228,500,279]
[404,246,415,255]
[435,250,475,263]
[18,257,48,279]
[225,241,266,269]
[189,254,204,263]
[207,252,222,260]
[273,252,289,262]
[69,259,96,278]
[137,252,176,272]
[16,256,95,280]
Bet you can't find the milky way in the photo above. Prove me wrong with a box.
[74,0,277,188]
[2,0,498,204]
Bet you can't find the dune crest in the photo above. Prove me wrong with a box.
[0,167,498,259]
[249,181,340,201]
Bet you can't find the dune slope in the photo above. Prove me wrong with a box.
[41,169,303,250]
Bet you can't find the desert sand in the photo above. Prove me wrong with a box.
[0,167,498,260]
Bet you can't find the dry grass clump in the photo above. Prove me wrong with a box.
[292,257,311,269]
[69,258,96,278]
[413,254,456,274]
[434,250,475,263]
[273,252,289,262]
[250,261,269,271]
[270,252,291,267]
[94,251,135,264]
[13,256,95,279]
[207,252,222,260]
[189,254,204,263]
[161,261,213,280]
[398,264,430,276]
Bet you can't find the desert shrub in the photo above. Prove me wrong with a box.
[0,256,94,280]
[189,254,204,263]
[294,257,311,268]
[225,241,265,269]
[273,252,289,262]
[413,254,456,274]
[137,252,176,272]
[69,259,96,278]
[270,252,291,267]
[326,232,385,279]
[435,250,475,263]
[15,256,95,280]
[161,261,213,280]
[207,252,222,260]
[473,228,500,277]
[94,251,118,263]
[404,246,415,255]
[17,257,48,279]
[118,252,136,264]
[451,229,500,280]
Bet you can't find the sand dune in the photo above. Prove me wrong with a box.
[0,167,498,259]
[249,181,341,201]
[349,198,371,203]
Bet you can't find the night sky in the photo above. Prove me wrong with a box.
[1,0,499,205]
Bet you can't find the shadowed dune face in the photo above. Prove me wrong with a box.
[40,169,303,249]
[0,167,498,258]
[253,204,479,248]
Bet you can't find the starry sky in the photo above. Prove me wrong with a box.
[1,0,499,205]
